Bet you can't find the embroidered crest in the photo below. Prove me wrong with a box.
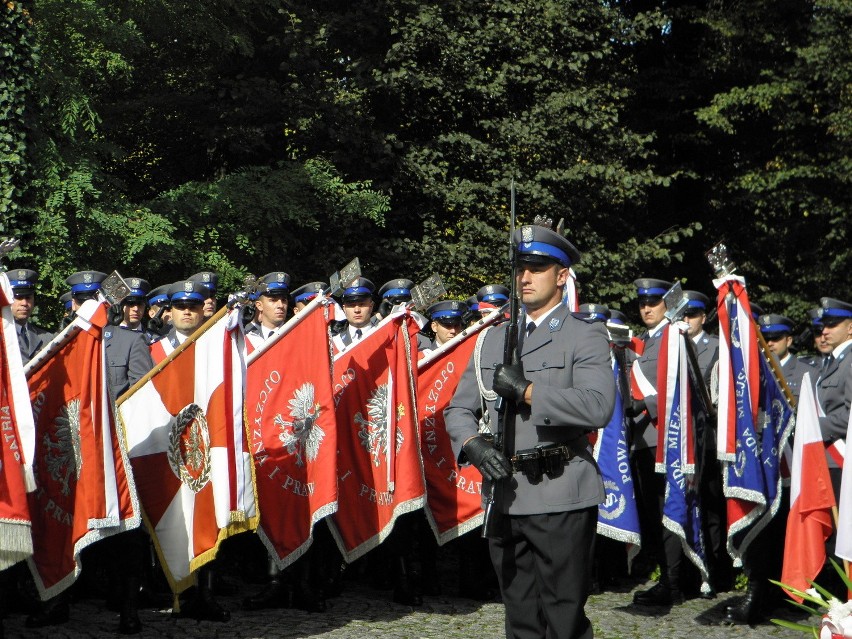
[599,480,626,520]
[450,301,459,310]
[355,383,404,467]
[274,382,325,467]
[167,403,211,493]
[277,273,286,282]
[521,225,534,243]
[43,399,83,496]
[485,285,494,295]
[549,317,560,331]
[202,273,212,283]
[184,282,193,293]
[130,278,141,288]
[16,269,26,280]
[83,273,93,284]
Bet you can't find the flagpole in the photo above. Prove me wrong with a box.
[245,293,327,365]
[417,308,503,369]
[116,303,231,406]
[751,316,798,409]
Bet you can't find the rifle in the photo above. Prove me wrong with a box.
[482,179,521,540]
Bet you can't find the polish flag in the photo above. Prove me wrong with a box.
[781,372,836,601]
[835,408,852,569]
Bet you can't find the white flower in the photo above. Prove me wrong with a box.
[807,588,828,605]
[826,597,852,624]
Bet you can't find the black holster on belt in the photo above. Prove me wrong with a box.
[511,443,576,482]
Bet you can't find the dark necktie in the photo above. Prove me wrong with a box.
[19,326,30,352]
[526,322,536,337]
[355,328,362,340]
[822,353,835,373]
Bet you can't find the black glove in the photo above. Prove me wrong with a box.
[462,436,512,482]
[376,298,394,319]
[625,398,647,418]
[493,363,531,405]
[108,303,124,326]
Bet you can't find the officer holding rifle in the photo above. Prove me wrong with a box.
[445,223,615,639]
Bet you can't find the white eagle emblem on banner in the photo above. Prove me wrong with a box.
[274,383,324,467]
[355,383,403,467]
[43,399,83,496]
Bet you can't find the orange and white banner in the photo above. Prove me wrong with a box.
[26,300,139,599]
[329,310,425,561]
[119,307,256,593]
[246,299,338,568]
[0,273,34,569]
[781,373,836,601]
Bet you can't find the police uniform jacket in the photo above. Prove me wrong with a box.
[816,341,852,465]
[445,305,615,516]
[17,322,53,366]
[780,354,817,400]
[630,327,665,450]
[693,331,719,386]
[105,326,155,403]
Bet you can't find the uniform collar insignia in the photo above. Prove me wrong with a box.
[549,317,560,331]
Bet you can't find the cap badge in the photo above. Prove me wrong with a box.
[202,273,211,283]
[450,301,459,310]
[485,285,494,294]
[83,273,93,284]
[521,225,534,243]
[130,278,140,288]
[16,269,26,279]
[549,318,560,331]
[277,273,285,282]
[184,282,193,292]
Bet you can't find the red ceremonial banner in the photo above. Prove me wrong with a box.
[0,274,34,569]
[26,301,139,599]
[246,302,338,568]
[418,334,485,544]
[329,312,425,562]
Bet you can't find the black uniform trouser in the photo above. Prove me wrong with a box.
[488,507,597,639]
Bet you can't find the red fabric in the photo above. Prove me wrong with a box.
[246,305,338,567]
[417,335,483,543]
[330,314,425,561]
[27,303,138,598]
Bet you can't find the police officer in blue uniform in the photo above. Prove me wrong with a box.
[145,284,172,338]
[188,271,218,320]
[446,225,615,639]
[331,277,378,352]
[7,268,53,365]
[421,300,469,353]
[244,272,291,348]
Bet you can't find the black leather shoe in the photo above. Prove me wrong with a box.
[393,587,423,606]
[632,583,683,606]
[724,583,764,625]
[25,598,70,628]
[178,596,231,622]
[118,610,142,635]
[242,579,291,611]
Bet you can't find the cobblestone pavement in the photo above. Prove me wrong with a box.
[6,579,814,639]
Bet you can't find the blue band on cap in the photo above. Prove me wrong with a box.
[469,303,479,312]
[686,300,706,310]
[822,308,852,319]
[148,294,169,306]
[63,300,73,309]
[432,309,464,320]
[608,317,626,325]
[480,293,508,303]
[71,283,101,293]
[637,287,667,297]
[263,282,289,292]
[171,292,205,303]
[343,286,371,297]
[760,323,791,334]
[519,241,571,266]
[295,291,319,302]
[9,280,34,288]
[128,288,147,298]
[382,288,410,299]
[587,312,608,321]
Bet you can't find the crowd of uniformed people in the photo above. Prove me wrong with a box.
[3,243,851,639]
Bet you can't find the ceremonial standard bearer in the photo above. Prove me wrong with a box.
[445,224,615,639]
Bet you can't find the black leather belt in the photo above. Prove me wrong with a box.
[510,443,580,481]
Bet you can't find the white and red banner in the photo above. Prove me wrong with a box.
[714,276,759,461]
[0,273,34,569]
[245,298,338,568]
[25,300,139,599]
[329,310,425,561]
[417,318,498,544]
[781,372,836,601]
[118,307,256,593]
